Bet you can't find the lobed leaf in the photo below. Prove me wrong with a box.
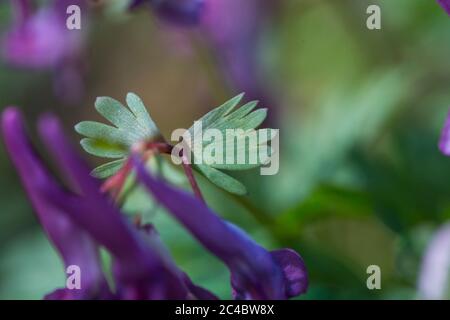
[75,121,134,146]
[126,92,160,137]
[95,97,149,140]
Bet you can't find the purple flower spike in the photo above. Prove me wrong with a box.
[439,109,450,156]
[438,0,450,15]
[418,223,450,299]
[1,107,110,299]
[132,155,308,300]
[130,0,205,25]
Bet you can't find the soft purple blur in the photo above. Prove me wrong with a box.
[202,0,279,124]
[2,1,87,103]
[130,0,205,25]
[418,223,450,299]
[1,107,110,299]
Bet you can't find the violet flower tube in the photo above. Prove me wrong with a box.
[133,155,308,300]
[1,107,110,299]
[130,0,205,25]
[1,107,216,300]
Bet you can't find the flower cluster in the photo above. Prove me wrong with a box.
[0,107,308,300]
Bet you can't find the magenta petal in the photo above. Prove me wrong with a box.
[2,9,80,69]
[270,249,308,297]
[131,0,205,25]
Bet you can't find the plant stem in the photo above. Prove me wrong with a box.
[181,152,205,203]
[147,141,206,203]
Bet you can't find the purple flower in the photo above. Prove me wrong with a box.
[1,107,215,300]
[439,109,450,156]
[3,1,84,69]
[2,1,87,103]
[133,155,308,299]
[417,223,450,299]
[130,0,205,25]
[1,107,110,299]
[437,0,450,15]
[201,0,279,125]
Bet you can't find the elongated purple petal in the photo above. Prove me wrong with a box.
[439,109,450,156]
[1,107,109,299]
[438,0,450,15]
[418,223,450,299]
[132,155,308,299]
[138,223,218,300]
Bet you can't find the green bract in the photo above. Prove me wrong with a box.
[75,92,274,196]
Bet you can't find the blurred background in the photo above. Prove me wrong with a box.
[0,0,449,299]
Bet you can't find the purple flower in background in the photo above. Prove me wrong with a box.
[1,106,307,300]
[201,0,279,125]
[133,155,308,299]
[437,0,450,15]
[418,223,450,299]
[130,0,205,25]
[2,1,88,103]
[3,0,85,69]
[438,109,450,156]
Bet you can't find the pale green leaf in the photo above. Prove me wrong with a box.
[80,138,128,158]
[91,159,126,179]
[95,97,148,140]
[74,121,134,146]
[189,93,244,136]
[126,92,160,137]
[194,164,247,195]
